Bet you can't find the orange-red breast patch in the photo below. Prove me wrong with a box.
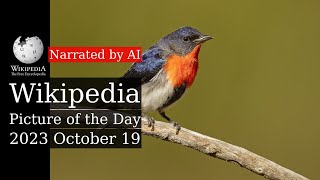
[164,45,201,87]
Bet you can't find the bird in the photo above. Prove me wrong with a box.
[122,26,212,134]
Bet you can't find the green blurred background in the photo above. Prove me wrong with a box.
[50,0,320,179]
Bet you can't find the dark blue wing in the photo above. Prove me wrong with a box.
[122,45,166,84]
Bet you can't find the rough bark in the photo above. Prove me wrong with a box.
[141,117,308,180]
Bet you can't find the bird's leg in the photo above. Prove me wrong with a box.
[159,111,181,135]
[142,113,154,131]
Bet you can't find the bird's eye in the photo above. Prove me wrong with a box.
[183,36,190,42]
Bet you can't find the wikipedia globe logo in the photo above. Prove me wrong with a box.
[13,36,44,64]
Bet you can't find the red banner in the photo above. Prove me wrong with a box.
[48,47,142,62]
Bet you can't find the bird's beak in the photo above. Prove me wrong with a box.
[193,35,213,44]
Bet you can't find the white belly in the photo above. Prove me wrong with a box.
[141,70,174,112]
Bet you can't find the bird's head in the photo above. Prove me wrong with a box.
[158,26,212,57]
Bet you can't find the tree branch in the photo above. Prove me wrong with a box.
[141,117,308,180]
[50,105,308,179]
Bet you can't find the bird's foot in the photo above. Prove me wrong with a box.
[146,116,155,131]
[170,120,181,135]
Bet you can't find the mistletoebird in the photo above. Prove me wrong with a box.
[123,26,212,134]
